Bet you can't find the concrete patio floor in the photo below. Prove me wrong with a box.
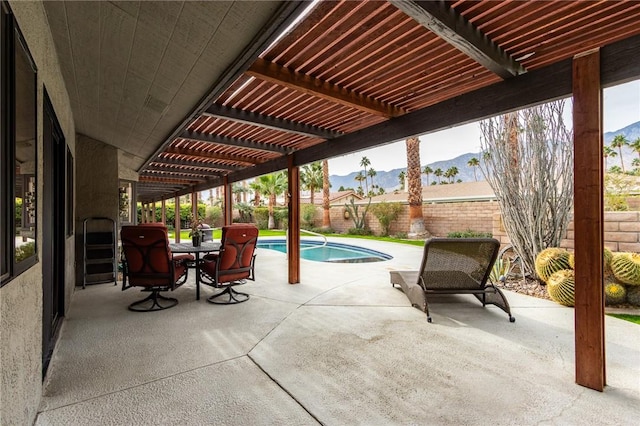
[37,238,640,425]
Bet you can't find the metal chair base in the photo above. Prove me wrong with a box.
[206,286,249,304]
[128,290,178,312]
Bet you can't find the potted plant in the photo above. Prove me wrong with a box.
[189,215,203,247]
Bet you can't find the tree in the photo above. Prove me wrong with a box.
[479,100,573,280]
[367,168,377,196]
[398,170,406,190]
[360,156,371,195]
[251,171,287,229]
[370,202,403,236]
[322,159,331,229]
[406,137,427,236]
[610,134,629,173]
[630,137,640,165]
[300,161,323,205]
[433,168,443,184]
[603,145,617,170]
[467,157,480,181]
[355,171,365,195]
[422,166,433,185]
[446,166,459,183]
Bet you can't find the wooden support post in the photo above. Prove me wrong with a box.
[191,190,198,220]
[151,202,156,223]
[288,156,300,284]
[573,49,606,391]
[142,203,147,223]
[223,177,233,226]
[161,199,166,224]
[174,195,181,243]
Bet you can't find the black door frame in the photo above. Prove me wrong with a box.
[42,88,66,378]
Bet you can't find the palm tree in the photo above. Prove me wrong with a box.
[444,168,453,183]
[630,137,640,164]
[360,156,371,195]
[367,168,377,195]
[632,158,640,174]
[300,161,323,205]
[251,171,287,229]
[422,166,433,185]
[322,159,331,229]
[603,145,617,170]
[467,157,480,181]
[354,171,365,195]
[398,170,406,191]
[433,168,443,184]
[609,165,623,174]
[610,135,629,173]
[449,166,459,183]
[406,137,426,236]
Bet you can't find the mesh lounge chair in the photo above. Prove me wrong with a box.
[390,237,515,323]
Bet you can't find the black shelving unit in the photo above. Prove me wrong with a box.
[82,217,117,288]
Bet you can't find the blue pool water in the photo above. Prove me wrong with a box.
[257,239,392,263]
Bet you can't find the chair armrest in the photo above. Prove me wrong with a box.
[203,253,219,262]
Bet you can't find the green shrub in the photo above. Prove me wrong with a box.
[254,207,269,229]
[301,204,317,228]
[627,286,640,306]
[447,229,492,238]
[347,227,373,236]
[394,232,408,239]
[370,202,403,236]
[274,208,288,229]
[205,205,223,227]
[15,241,35,262]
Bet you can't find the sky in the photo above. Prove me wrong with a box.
[327,79,640,176]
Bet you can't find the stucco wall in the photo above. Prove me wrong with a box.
[74,135,120,285]
[1,2,76,425]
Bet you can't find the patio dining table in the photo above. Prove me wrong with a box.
[170,241,220,300]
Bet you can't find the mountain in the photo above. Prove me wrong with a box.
[330,152,483,192]
[330,120,640,191]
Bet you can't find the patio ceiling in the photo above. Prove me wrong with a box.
[44,1,640,203]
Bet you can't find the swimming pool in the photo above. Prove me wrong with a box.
[257,239,392,263]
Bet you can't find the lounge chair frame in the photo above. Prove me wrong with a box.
[390,237,515,323]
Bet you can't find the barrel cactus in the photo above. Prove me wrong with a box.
[546,269,575,307]
[611,252,640,286]
[627,286,640,306]
[568,253,574,269]
[604,281,627,305]
[535,248,572,283]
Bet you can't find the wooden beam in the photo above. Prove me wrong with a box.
[390,0,525,79]
[161,199,166,224]
[153,157,242,172]
[247,58,406,118]
[179,130,291,154]
[145,165,222,178]
[288,155,300,284]
[223,176,233,226]
[164,147,261,166]
[151,202,157,223]
[573,49,605,392]
[191,191,198,221]
[139,176,198,185]
[204,103,342,139]
[182,34,640,192]
[140,171,207,182]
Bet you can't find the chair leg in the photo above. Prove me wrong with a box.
[129,290,178,312]
[207,286,250,305]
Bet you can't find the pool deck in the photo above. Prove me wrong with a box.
[37,237,640,425]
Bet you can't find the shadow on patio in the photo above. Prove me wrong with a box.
[37,239,640,425]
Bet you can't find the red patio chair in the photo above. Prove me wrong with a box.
[200,224,258,304]
[120,225,194,311]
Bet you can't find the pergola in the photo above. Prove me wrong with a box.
[46,1,640,392]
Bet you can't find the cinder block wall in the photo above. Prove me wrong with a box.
[494,211,640,253]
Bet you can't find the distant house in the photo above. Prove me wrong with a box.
[300,190,363,206]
